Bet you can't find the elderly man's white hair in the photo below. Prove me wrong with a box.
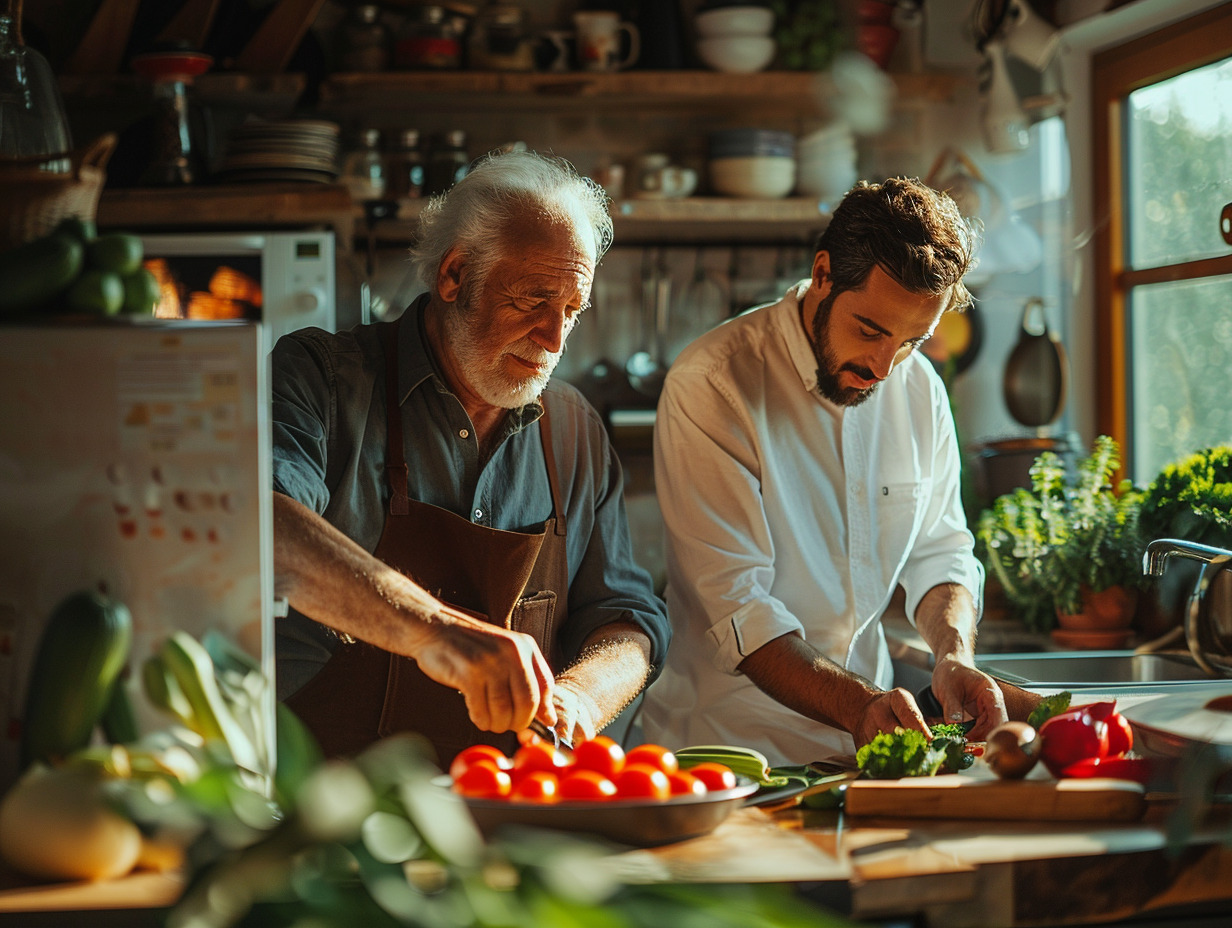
[409,150,613,295]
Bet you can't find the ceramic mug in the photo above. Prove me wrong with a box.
[573,11,640,72]
[537,29,573,72]
[633,154,697,198]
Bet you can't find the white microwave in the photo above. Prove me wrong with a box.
[139,231,337,347]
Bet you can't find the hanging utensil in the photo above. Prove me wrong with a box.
[626,247,671,399]
[665,247,725,364]
[1002,297,1067,429]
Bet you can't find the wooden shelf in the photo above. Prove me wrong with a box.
[98,184,355,243]
[59,73,306,113]
[318,69,967,114]
[358,196,830,246]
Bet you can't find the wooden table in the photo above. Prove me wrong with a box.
[3,791,1229,926]
[618,800,1232,927]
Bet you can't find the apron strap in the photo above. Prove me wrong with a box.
[380,317,411,516]
[538,397,567,538]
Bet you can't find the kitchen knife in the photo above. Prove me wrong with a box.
[528,718,573,753]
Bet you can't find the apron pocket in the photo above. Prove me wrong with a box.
[511,590,559,666]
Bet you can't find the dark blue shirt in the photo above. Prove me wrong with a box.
[271,297,669,696]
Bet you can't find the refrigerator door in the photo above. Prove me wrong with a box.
[0,320,274,794]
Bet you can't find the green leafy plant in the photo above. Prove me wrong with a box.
[1138,444,1232,547]
[975,436,1147,632]
[768,1,849,71]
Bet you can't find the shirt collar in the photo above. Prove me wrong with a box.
[774,280,822,395]
[397,294,545,430]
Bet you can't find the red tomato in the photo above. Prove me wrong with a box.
[558,769,619,801]
[667,770,707,797]
[448,744,512,781]
[571,736,626,780]
[453,760,512,799]
[624,744,679,775]
[511,771,561,803]
[686,762,737,792]
[1059,755,1152,786]
[1105,713,1134,756]
[510,741,570,784]
[1039,708,1110,776]
[1076,701,1134,756]
[615,763,672,801]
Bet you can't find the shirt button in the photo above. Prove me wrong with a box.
[459,428,469,439]
[473,508,483,521]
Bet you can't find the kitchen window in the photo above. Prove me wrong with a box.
[1092,4,1232,480]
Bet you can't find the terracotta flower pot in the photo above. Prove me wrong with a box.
[1056,585,1139,631]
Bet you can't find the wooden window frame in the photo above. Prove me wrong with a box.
[1091,5,1232,463]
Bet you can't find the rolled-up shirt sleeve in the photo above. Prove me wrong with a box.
[654,369,802,675]
[270,331,334,514]
[549,392,671,675]
[897,372,984,625]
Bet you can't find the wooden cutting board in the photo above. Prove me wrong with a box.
[844,775,1146,822]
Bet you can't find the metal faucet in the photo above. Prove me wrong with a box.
[1142,538,1232,675]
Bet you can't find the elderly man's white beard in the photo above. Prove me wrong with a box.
[442,304,563,409]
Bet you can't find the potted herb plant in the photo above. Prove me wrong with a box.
[975,435,1147,635]
[1134,444,1232,639]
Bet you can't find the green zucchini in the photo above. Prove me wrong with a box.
[0,233,85,314]
[20,591,133,768]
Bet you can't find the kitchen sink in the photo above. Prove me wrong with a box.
[975,650,1228,688]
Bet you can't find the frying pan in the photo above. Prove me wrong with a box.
[1003,297,1067,428]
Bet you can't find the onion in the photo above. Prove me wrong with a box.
[0,765,141,882]
[983,721,1039,779]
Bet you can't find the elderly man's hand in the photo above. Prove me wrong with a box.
[551,681,601,746]
[851,686,930,748]
[413,605,557,734]
[930,656,1008,742]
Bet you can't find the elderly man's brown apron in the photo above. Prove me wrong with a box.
[286,319,569,765]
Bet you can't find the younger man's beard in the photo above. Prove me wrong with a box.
[811,291,879,408]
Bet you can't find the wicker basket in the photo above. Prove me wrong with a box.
[0,132,116,252]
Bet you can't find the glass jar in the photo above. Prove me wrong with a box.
[425,129,470,196]
[385,128,425,200]
[339,128,387,201]
[336,4,391,73]
[0,14,72,169]
[469,3,535,72]
[393,4,463,70]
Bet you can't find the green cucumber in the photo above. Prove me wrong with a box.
[20,591,133,768]
[0,233,86,313]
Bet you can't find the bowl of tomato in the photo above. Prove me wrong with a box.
[438,738,760,847]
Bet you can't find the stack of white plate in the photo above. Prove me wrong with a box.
[796,123,858,202]
[215,119,341,183]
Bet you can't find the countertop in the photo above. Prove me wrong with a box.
[6,797,1230,928]
[626,798,1232,927]
[3,615,1226,926]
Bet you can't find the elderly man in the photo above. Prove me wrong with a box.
[272,151,669,762]
[642,177,1010,767]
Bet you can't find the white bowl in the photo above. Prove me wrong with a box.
[695,6,775,38]
[796,156,857,201]
[696,36,776,74]
[710,155,795,199]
